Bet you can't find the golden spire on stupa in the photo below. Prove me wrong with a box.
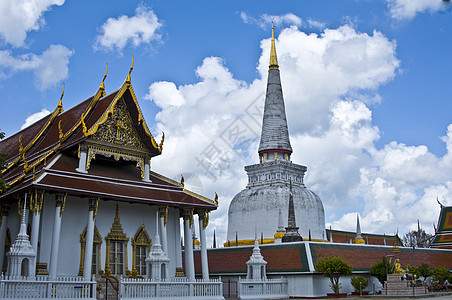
[269,22,279,70]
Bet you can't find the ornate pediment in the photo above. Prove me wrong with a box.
[85,98,148,178]
[92,98,146,151]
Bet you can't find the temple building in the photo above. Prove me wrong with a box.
[0,62,217,286]
[227,25,326,245]
[430,202,452,249]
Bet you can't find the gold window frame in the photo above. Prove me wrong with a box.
[104,203,129,275]
[131,225,152,276]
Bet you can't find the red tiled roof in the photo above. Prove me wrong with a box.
[0,80,216,210]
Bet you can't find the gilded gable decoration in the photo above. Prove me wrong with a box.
[92,99,146,150]
[85,98,147,178]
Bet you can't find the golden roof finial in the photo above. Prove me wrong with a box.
[159,132,165,152]
[269,22,279,70]
[214,192,219,205]
[100,62,108,90]
[126,54,134,83]
[180,174,184,187]
[57,83,65,112]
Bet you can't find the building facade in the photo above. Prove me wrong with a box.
[0,64,217,284]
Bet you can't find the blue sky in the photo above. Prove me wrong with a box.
[1,0,452,245]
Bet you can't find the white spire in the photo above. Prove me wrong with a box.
[7,193,36,277]
[145,211,169,280]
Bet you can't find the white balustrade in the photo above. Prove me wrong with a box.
[238,277,288,299]
[120,277,223,299]
[0,275,97,299]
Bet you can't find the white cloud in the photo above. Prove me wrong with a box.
[94,4,162,53]
[306,19,327,30]
[0,44,73,90]
[240,12,302,29]
[0,0,64,47]
[387,0,449,20]
[147,24,414,245]
[21,108,51,129]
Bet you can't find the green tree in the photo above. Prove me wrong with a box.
[350,275,369,292]
[417,263,433,279]
[0,130,6,191]
[433,267,451,284]
[315,256,352,294]
[370,257,394,285]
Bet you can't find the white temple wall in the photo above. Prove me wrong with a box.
[57,195,87,276]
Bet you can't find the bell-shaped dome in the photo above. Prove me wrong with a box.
[227,180,325,242]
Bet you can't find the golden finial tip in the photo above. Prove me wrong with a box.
[269,24,279,70]
[126,54,134,83]
[57,83,65,111]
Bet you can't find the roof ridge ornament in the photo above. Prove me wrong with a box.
[126,54,134,83]
[57,83,64,113]
[100,62,108,91]
[158,132,165,151]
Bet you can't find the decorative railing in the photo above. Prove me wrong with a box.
[120,277,224,299]
[0,275,97,299]
[238,277,288,299]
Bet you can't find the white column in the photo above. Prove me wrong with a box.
[183,209,195,280]
[199,212,209,281]
[76,149,88,173]
[30,210,41,253]
[0,203,10,271]
[83,197,97,279]
[30,190,43,255]
[49,193,66,279]
[144,162,150,182]
[158,206,168,255]
[175,209,183,277]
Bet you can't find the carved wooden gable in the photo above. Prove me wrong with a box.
[92,98,146,151]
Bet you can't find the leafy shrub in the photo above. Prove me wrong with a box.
[370,257,394,285]
[350,275,369,292]
[315,256,352,294]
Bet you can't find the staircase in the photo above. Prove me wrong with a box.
[96,277,119,300]
[383,274,427,296]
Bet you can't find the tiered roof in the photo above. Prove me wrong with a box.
[0,64,217,210]
[430,205,452,249]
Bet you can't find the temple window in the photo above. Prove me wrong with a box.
[132,225,152,276]
[109,241,125,275]
[105,203,129,276]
